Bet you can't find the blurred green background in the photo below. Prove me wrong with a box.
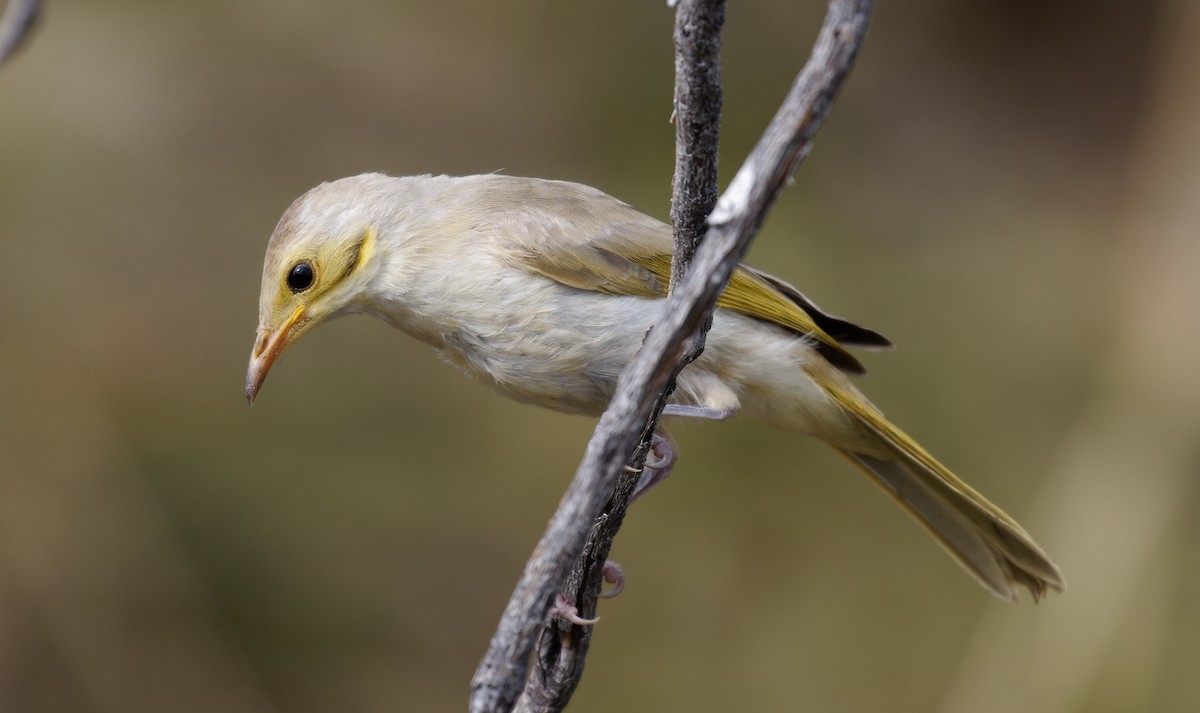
[2,1,1198,711]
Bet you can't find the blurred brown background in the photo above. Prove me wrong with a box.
[2,1,1198,711]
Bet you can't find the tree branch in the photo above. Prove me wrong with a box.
[0,0,40,67]
[509,4,728,712]
[469,1,874,711]
[670,0,727,290]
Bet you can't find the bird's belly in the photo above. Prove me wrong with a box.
[435,291,658,416]
[419,284,871,450]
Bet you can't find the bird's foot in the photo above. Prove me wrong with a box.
[629,433,677,504]
[599,560,624,599]
[551,560,624,627]
[551,593,599,626]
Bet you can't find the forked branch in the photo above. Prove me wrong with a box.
[469,1,874,711]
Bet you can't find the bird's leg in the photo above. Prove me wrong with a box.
[661,404,736,421]
[625,405,732,503]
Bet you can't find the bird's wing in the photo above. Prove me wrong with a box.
[740,265,892,350]
[493,183,885,375]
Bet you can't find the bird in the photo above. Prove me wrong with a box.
[246,172,1065,602]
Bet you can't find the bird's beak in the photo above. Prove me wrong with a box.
[246,306,308,404]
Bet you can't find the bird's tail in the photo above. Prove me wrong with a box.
[821,379,1066,602]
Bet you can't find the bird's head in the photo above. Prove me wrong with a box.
[246,175,394,404]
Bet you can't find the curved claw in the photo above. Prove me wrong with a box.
[552,593,599,626]
[630,433,678,503]
[598,560,625,599]
[643,435,676,471]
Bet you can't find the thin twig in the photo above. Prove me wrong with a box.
[670,0,727,290]
[469,1,874,711]
[0,0,40,66]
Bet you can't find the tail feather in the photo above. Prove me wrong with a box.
[822,380,1066,601]
[839,452,1048,601]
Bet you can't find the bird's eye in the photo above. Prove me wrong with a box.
[287,262,315,292]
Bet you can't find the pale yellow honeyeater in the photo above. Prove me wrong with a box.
[247,173,1065,602]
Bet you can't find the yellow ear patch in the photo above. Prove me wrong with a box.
[355,226,377,271]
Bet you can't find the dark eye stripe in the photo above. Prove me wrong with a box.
[287,262,315,292]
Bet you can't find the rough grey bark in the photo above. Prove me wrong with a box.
[469,1,875,711]
[670,0,727,290]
